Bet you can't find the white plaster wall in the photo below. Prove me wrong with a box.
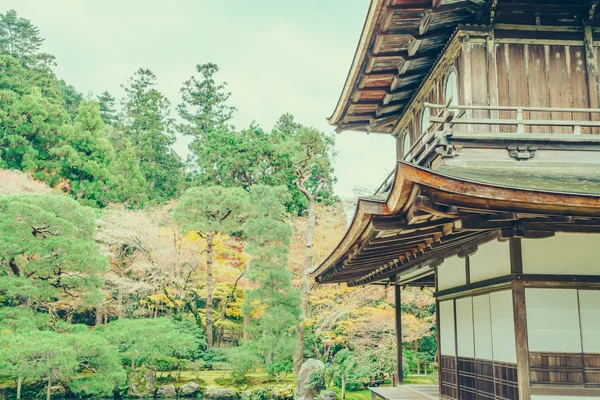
[523,233,600,275]
[490,290,517,363]
[469,240,511,283]
[456,297,474,358]
[526,288,582,353]
[579,290,600,353]
[473,294,494,360]
[440,300,456,356]
[438,256,466,291]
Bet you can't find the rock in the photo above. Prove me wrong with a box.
[157,385,177,397]
[127,367,156,398]
[181,381,201,397]
[294,359,325,400]
[209,388,239,400]
[318,390,337,400]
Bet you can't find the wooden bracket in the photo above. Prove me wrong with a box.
[508,145,537,160]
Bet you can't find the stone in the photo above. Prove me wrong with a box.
[318,390,337,400]
[127,367,156,398]
[157,385,177,397]
[209,388,239,400]
[294,359,325,400]
[181,381,201,397]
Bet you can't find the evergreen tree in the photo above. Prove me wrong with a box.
[57,79,83,120]
[237,185,300,378]
[121,68,185,202]
[97,90,118,126]
[0,194,108,304]
[273,114,337,372]
[172,186,249,348]
[0,10,44,65]
[51,100,116,207]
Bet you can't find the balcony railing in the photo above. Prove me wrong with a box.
[403,99,600,166]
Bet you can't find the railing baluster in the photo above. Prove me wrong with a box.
[574,124,581,135]
[516,109,524,133]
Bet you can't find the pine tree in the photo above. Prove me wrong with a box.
[172,186,249,347]
[273,114,337,372]
[0,194,108,304]
[238,185,301,378]
[0,10,44,65]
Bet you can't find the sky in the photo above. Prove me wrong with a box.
[4,0,395,199]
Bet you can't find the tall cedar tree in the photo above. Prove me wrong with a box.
[121,68,185,203]
[172,186,249,348]
[177,63,236,171]
[273,114,337,372]
[237,185,300,378]
[97,90,118,126]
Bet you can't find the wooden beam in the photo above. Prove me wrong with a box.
[419,11,435,36]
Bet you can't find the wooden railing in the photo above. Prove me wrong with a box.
[401,100,600,164]
[424,101,600,135]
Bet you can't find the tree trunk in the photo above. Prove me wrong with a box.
[243,315,250,341]
[17,375,22,400]
[131,357,135,370]
[117,289,123,319]
[46,375,51,400]
[294,193,316,373]
[95,306,103,326]
[206,233,215,348]
[342,374,346,400]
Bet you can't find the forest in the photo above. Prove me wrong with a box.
[0,9,437,400]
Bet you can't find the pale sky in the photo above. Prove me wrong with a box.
[4,0,395,199]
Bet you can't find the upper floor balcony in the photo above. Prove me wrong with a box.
[379,101,600,197]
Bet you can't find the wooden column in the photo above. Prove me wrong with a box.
[393,276,404,385]
[510,238,531,400]
[584,25,600,111]
[435,267,442,398]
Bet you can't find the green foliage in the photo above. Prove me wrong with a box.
[306,368,326,392]
[173,186,249,236]
[98,317,204,370]
[68,331,127,396]
[121,68,185,203]
[178,63,236,141]
[0,194,108,303]
[51,100,116,207]
[240,185,300,379]
[0,10,44,65]
[97,90,117,126]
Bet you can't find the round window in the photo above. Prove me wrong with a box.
[420,106,430,135]
[402,132,412,158]
[445,70,458,106]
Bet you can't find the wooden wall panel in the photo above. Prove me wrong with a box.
[496,43,513,133]
[470,44,491,132]
[526,45,551,134]
[572,46,592,134]
[548,45,572,133]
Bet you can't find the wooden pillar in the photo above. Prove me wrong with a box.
[393,275,404,385]
[584,25,600,111]
[435,267,442,398]
[510,238,531,400]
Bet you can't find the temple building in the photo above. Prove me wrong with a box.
[312,1,600,399]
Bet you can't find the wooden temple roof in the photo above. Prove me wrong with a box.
[311,162,600,286]
[329,0,600,134]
